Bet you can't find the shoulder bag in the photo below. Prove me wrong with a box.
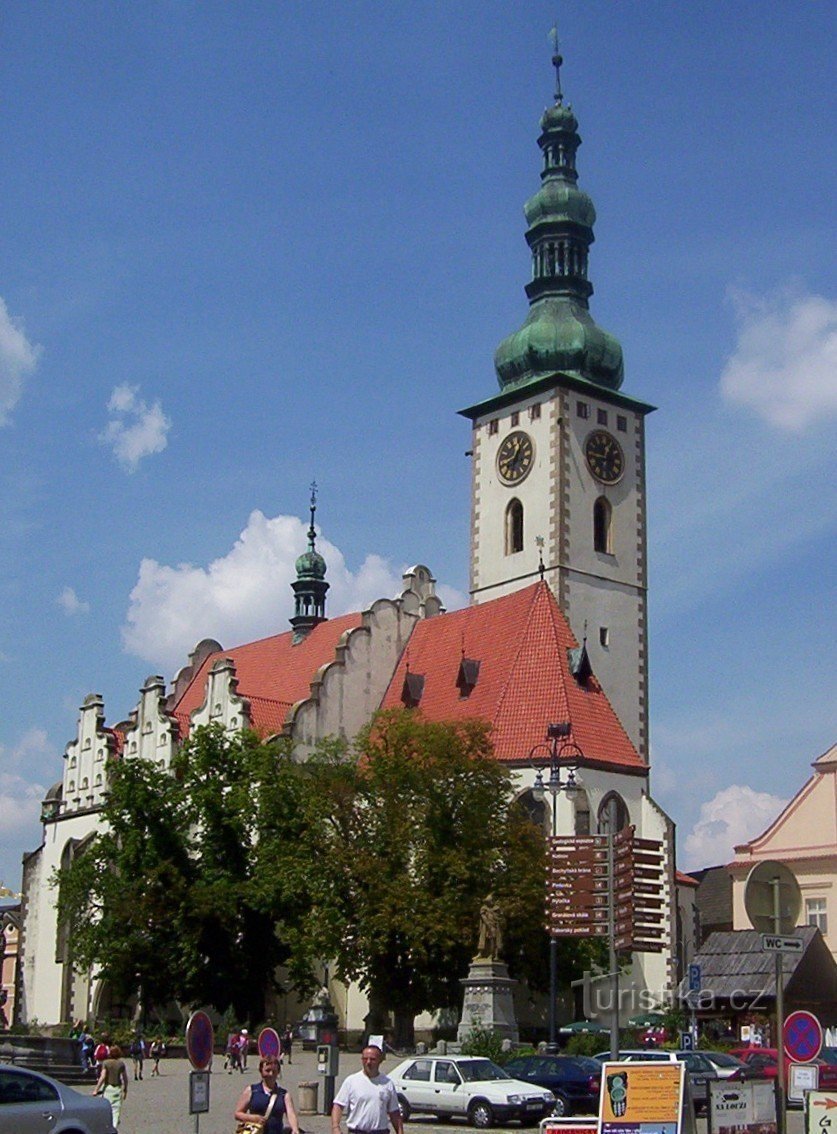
[236,1086,280,1134]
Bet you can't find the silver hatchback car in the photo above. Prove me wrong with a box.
[0,1063,116,1134]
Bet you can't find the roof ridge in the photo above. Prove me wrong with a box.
[493,582,568,733]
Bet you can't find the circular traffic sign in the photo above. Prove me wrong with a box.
[186,1010,215,1071]
[783,1010,822,1063]
[258,1027,280,1059]
[744,861,802,935]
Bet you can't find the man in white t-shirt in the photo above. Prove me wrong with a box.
[332,1045,403,1134]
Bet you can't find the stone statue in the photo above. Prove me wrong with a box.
[476,894,504,960]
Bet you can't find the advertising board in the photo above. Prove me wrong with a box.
[708,1080,776,1134]
[599,1061,684,1134]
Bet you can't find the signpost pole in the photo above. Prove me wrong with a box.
[772,879,786,1134]
[607,825,619,1061]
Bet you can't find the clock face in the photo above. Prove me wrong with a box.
[585,430,624,484]
[497,430,534,484]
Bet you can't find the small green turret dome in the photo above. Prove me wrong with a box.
[541,102,578,132]
[295,549,327,579]
[494,297,623,389]
[524,180,595,229]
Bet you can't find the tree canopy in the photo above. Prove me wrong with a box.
[56,709,591,1037]
[56,726,315,1024]
[291,710,547,1046]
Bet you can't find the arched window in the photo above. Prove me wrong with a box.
[597,791,629,834]
[505,498,524,555]
[573,790,591,836]
[594,496,612,553]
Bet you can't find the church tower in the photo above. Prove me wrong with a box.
[290,483,329,640]
[459,47,654,758]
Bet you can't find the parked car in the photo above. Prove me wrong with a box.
[504,1054,601,1116]
[701,1051,755,1080]
[592,1049,719,1112]
[388,1054,555,1128]
[730,1046,837,1091]
[0,1063,116,1133]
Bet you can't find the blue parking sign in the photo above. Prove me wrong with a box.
[688,963,701,991]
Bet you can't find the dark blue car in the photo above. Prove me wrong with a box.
[504,1055,601,1116]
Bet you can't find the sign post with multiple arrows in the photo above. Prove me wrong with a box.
[546,826,665,954]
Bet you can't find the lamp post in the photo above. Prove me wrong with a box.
[530,722,582,1054]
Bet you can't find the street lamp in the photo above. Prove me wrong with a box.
[529,722,583,1054]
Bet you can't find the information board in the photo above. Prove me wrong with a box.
[599,1061,684,1134]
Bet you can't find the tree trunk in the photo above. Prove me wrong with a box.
[364,987,390,1041]
[393,1009,415,1051]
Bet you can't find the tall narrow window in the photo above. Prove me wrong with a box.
[807,897,828,934]
[593,496,612,553]
[505,498,524,554]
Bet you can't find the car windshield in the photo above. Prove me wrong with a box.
[457,1060,510,1082]
[820,1049,837,1066]
[572,1058,603,1074]
[708,1053,744,1068]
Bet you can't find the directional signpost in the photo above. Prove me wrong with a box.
[762,934,804,954]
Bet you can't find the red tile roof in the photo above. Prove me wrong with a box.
[676,870,700,888]
[381,581,646,772]
[171,612,364,738]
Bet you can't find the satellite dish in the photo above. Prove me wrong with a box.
[744,861,802,935]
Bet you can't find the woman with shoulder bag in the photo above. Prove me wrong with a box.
[234,1055,301,1134]
[93,1044,128,1127]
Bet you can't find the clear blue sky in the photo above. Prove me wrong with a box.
[0,2,834,889]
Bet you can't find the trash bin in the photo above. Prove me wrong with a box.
[298,1081,319,1114]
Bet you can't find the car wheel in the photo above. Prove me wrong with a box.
[397,1095,412,1122]
[469,1099,495,1128]
[552,1095,569,1117]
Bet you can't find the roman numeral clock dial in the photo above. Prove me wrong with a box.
[497,430,534,485]
[585,429,624,484]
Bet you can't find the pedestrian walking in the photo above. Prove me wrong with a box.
[93,1038,109,1075]
[79,1028,95,1074]
[129,1035,145,1080]
[331,1045,403,1134]
[149,1037,166,1076]
[94,1043,128,1127]
[234,1055,301,1134]
[238,1028,250,1072]
[281,1025,293,1065]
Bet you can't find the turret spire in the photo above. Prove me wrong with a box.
[493,40,624,391]
[290,481,329,640]
[549,24,563,104]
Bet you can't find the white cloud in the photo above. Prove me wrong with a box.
[720,288,837,431]
[0,297,41,426]
[56,586,90,616]
[122,509,469,674]
[682,784,788,871]
[0,730,50,885]
[100,383,171,472]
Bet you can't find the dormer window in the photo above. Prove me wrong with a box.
[457,658,481,698]
[567,643,593,688]
[401,672,425,709]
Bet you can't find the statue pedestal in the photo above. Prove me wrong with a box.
[457,960,519,1044]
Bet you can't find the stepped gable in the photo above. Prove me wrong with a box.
[171,611,364,737]
[381,580,645,771]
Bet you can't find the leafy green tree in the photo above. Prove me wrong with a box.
[55,726,319,1025]
[295,709,548,1047]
